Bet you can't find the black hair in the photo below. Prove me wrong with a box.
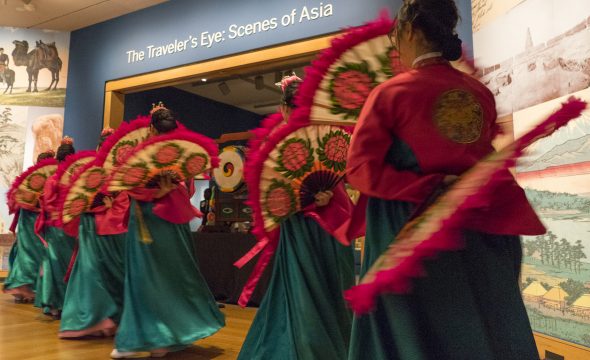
[97,133,112,150]
[151,108,178,134]
[203,188,212,199]
[56,143,75,162]
[397,0,462,61]
[36,152,54,162]
[281,81,300,109]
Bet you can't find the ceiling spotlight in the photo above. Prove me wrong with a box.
[201,78,207,82]
[218,81,231,95]
[254,75,264,90]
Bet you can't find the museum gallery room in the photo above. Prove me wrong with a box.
[0,0,590,359]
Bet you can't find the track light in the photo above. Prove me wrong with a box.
[218,81,230,95]
[254,75,264,90]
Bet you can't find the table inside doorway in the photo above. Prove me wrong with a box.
[193,232,271,307]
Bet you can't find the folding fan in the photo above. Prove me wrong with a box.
[344,98,587,315]
[104,129,219,193]
[55,150,96,187]
[294,14,399,126]
[7,158,58,212]
[58,159,108,228]
[257,123,349,231]
[95,116,152,171]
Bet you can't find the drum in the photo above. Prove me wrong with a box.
[213,146,245,192]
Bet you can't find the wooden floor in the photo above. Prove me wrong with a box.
[0,292,256,360]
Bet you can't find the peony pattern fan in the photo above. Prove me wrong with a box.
[295,14,400,126]
[7,158,58,212]
[256,124,350,231]
[59,160,108,227]
[55,150,96,186]
[104,130,219,192]
[96,116,152,171]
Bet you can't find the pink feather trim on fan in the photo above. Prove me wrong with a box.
[95,116,151,165]
[102,127,219,194]
[294,12,395,119]
[55,158,102,229]
[54,150,96,184]
[6,158,58,213]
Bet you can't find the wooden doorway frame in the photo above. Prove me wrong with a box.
[103,34,336,129]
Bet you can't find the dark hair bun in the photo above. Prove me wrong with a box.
[56,143,75,162]
[442,33,462,61]
[281,81,300,109]
[398,0,462,60]
[151,108,178,134]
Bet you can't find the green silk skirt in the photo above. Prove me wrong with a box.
[3,210,45,296]
[59,213,126,337]
[348,201,539,360]
[114,200,225,352]
[238,212,355,360]
[8,241,18,268]
[348,136,539,360]
[37,225,76,310]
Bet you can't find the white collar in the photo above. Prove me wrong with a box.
[412,52,443,67]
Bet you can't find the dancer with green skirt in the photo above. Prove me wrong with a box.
[111,106,224,359]
[3,150,56,303]
[37,138,77,319]
[346,1,544,359]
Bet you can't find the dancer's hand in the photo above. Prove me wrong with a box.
[314,190,334,207]
[155,173,177,198]
[103,196,113,209]
[443,175,459,186]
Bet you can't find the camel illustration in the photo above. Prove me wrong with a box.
[12,40,62,92]
[1,67,15,94]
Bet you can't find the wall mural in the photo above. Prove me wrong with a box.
[0,27,69,271]
[473,0,590,348]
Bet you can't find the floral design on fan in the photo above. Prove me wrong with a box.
[112,140,138,167]
[264,179,297,221]
[121,163,149,187]
[68,195,89,218]
[83,168,106,192]
[329,61,376,119]
[27,172,47,192]
[66,163,83,181]
[152,142,184,168]
[317,130,350,171]
[275,138,314,179]
[378,47,405,78]
[182,153,208,178]
[16,189,36,204]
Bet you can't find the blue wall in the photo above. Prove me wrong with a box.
[124,86,262,139]
[65,0,472,150]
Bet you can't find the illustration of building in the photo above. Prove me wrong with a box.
[542,286,569,311]
[571,294,590,319]
[523,281,548,303]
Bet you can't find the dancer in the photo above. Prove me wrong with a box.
[37,137,77,319]
[3,150,55,302]
[111,106,224,359]
[346,1,544,359]
[59,128,129,338]
[237,76,356,360]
